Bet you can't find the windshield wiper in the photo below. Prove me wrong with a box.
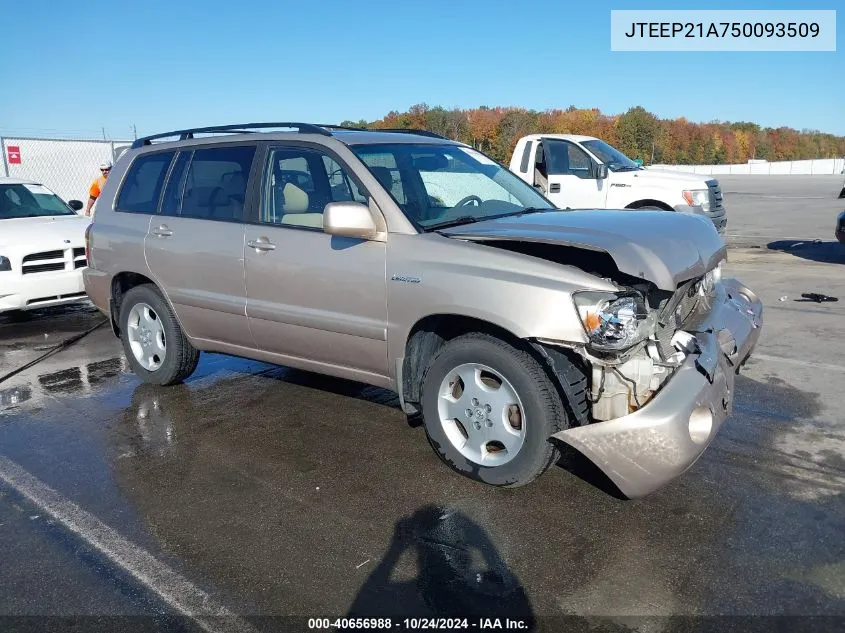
[613,166,640,172]
[510,206,556,216]
[428,207,558,231]
[425,215,482,231]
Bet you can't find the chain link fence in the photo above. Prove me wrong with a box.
[1,136,132,205]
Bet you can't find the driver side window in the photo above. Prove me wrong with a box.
[547,142,594,179]
[261,147,367,229]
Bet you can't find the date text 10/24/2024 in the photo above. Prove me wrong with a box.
[308,618,530,630]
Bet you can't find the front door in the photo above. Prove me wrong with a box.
[243,144,388,379]
[143,144,257,347]
[539,140,608,209]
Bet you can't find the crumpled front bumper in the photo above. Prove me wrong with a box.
[551,278,763,499]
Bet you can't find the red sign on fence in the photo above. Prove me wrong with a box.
[7,145,21,164]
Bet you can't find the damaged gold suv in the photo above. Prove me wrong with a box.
[83,123,763,498]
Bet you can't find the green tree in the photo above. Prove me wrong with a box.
[616,106,659,162]
[493,109,540,163]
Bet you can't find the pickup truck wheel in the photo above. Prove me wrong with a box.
[420,333,568,487]
[119,284,199,386]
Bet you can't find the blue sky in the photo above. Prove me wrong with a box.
[0,0,841,140]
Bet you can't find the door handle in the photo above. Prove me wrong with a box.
[549,183,561,193]
[247,238,276,252]
[152,224,173,237]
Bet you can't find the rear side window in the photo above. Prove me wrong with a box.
[116,152,175,213]
[176,145,256,221]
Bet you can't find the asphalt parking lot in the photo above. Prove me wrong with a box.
[1,176,843,632]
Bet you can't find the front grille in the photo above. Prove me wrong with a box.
[22,262,66,274]
[23,250,64,263]
[21,247,85,274]
[706,180,724,215]
[72,247,87,269]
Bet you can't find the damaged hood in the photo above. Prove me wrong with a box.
[439,209,727,291]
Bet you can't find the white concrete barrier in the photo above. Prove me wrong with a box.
[649,157,845,176]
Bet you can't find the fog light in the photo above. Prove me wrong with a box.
[689,407,714,444]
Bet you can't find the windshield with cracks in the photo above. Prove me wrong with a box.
[351,143,554,230]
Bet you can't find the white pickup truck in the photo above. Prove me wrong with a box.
[509,134,727,233]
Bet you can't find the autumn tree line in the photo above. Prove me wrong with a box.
[340,104,845,166]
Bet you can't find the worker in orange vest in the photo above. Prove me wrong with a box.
[84,161,112,216]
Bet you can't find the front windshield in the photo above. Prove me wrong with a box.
[581,139,641,172]
[0,184,75,219]
[351,143,553,230]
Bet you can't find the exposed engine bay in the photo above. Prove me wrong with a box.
[453,235,727,423]
[579,270,721,421]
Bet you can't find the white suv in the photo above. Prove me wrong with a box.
[0,177,90,313]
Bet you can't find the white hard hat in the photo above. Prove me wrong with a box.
[99,161,113,170]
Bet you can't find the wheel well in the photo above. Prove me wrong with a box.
[110,272,155,336]
[625,199,674,211]
[401,315,522,411]
[400,315,590,427]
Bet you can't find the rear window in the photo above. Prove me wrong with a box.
[117,152,175,213]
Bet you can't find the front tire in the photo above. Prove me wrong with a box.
[119,284,199,386]
[420,333,569,487]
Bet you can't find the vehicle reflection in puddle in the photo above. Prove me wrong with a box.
[128,385,177,457]
[0,384,32,408]
[0,356,129,412]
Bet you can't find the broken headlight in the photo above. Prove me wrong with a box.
[699,261,724,296]
[573,291,655,351]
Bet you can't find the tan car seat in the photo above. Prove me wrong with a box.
[280,182,323,228]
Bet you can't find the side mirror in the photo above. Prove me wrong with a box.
[634,159,644,167]
[594,164,609,180]
[68,199,84,211]
[323,201,378,240]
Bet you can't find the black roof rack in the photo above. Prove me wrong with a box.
[318,125,449,140]
[361,127,450,139]
[375,128,449,139]
[131,122,451,150]
[131,122,331,149]
[317,124,367,131]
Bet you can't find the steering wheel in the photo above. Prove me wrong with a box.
[454,195,483,207]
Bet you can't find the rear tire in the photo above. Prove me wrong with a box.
[118,284,199,386]
[420,333,569,487]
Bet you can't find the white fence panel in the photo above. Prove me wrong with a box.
[648,157,844,176]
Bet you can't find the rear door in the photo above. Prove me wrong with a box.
[243,142,388,379]
[143,143,257,347]
[540,140,608,209]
